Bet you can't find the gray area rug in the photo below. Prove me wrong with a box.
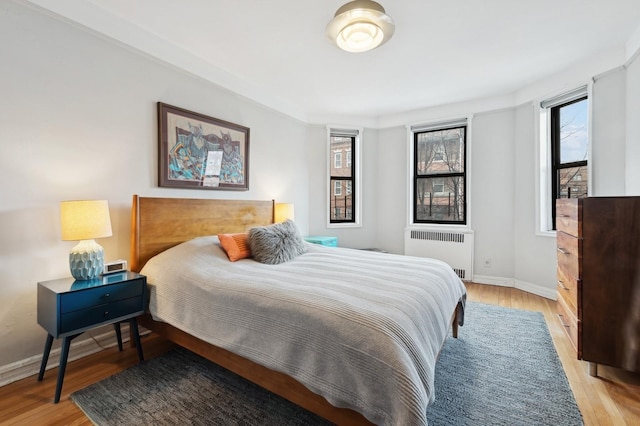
[428,302,583,425]
[71,302,583,425]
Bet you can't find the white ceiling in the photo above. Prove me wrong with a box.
[26,0,640,123]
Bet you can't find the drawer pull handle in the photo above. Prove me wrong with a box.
[104,293,110,298]
[557,247,569,255]
[103,311,109,316]
[557,314,569,328]
[557,280,569,290]
[557,214,570,218]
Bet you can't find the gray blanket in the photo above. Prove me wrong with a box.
[141,237,467,425]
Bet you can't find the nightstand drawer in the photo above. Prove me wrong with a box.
[60,279,145,313]
[60,296,144,334]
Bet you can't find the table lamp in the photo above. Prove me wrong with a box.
[60,200,113,280]
[275,203,295,223]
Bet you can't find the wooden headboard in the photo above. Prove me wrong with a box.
[130,194,274,272]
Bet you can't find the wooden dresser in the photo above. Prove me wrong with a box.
[556,197,640,376]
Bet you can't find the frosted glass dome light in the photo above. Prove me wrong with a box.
[326,0,395,53]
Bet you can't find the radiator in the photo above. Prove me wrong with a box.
[404,229,474,281]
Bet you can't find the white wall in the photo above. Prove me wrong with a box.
[592,68,627,195]
[471,109,516,281]
[376,126,407,254]
[626,53,640,194]
[512,103,557,296]
[0,1,308,369]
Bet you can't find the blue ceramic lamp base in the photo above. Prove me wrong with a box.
[69,239,104,280]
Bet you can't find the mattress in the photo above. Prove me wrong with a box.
[140,237,467,425]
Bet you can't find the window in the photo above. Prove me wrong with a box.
[551,97,589,227]
[328,126,361,226]
[334,180,342,196]
[433,147,444,162]
[330,136,353,222]
[411,121,467,225]
[334,152,342,168]
[433,178,445,194]
[540,87,589,231]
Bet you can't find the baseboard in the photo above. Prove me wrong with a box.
[514,279,557,300]
[471,275,556,301]
[0,326,149,387]
[472,274,515,287]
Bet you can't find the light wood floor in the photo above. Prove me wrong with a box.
[1,283,639,425]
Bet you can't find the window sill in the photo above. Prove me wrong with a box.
[536,230,556,238]
[405,224,472,232]
[327,222,362,229]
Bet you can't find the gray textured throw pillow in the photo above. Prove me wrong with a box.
[248,220,307,264]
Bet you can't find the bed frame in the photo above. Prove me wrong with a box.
[130,194,461,425]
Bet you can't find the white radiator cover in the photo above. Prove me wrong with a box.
[404,228,474,281]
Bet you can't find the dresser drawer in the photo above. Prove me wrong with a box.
[557,249,580,283]
[557,267,580,315]
[60,296,144,335]
[60,278,145,313]
[557,293,580,355]
[556,198,581,237]
[557,229,581,281]
[556,230,581,258]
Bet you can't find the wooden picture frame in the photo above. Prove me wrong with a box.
[158,102,249,190]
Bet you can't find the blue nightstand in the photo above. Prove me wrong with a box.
[304,236,338,247]
[37,271,146,403]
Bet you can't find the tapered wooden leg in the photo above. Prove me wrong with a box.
[451,302,462,338]
[113,323,123,351]
[37,334,54,381]
[130,318,144,362]
[452,314,459,338]
[54,333,80,403]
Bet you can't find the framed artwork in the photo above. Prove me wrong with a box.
[158,102,249,190]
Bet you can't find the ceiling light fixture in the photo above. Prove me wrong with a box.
[326,0,395,53]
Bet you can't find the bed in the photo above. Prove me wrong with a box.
[130,195,466,425]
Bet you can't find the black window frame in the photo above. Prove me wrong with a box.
[550,96,588,230]
[329,134,356,224]
[413,125,467,225]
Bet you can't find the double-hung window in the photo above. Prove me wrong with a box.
[539,86,589,231]
[327,126,361,226]
[411,120,467,225]
[334,181,343,196]
[334,152,342,169]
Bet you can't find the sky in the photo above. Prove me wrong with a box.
[560,99,588,164]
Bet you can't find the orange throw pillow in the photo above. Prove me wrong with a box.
[218,233,251,261]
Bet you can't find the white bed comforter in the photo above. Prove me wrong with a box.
[140,237,466,426]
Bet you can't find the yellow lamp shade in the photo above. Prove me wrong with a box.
[275,203,295,223]
[60,200,112,241]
